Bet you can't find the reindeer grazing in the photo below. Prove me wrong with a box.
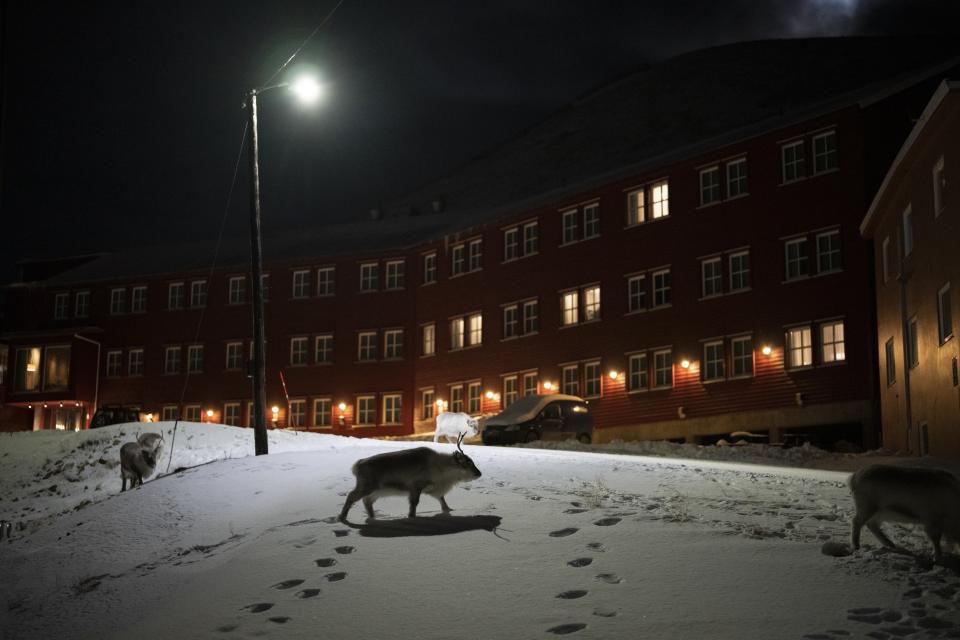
[339,434,482,522]
[120,432,164,492]
[850,464,960,562]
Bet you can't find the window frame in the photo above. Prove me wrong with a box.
[784,237,809,281]
[358,332,377,362]
[228,276,246,305]
[781,139,806,183]
[938,283,953,345]
[701,257,723,298]
[315,334,334,364]
[699,166,721,206]
[702,340,726,382]
[75,290,91,318]
[652,269,671,308]
[289,336,308,366]
[422,252,437,285]
[726,157,748,198]
[187,344,204,374]
[820,320,846,364]
[127,348,144,377]
[190,280,207,308]
[815,229,842,275]
[383,329,404,360]
[385,260,405,290]
[785,325,813,369]
[382,394,402,425]
[421,323,436,357]
[359,262,379,292]
[812,130,838,175]
[731,335,754,378]
[628,352,649,392]
[313,397,333,428]
[317,266,336,296]
[168,282,185,310]
[225,341,243,371]
[110,288,126,315]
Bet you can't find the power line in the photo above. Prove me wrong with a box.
[261,0,347,89]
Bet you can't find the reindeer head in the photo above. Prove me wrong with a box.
[452,433,482,479]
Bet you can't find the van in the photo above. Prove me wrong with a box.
[481,394,593,445]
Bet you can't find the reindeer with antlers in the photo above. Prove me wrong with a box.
[339,434,482,522]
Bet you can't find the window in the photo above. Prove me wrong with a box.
[885,338,896,386]
[423,253,437,284]
[584,361,601,398]
[654,350,673,388]
[226,342,243,371]
[522,222,539,255]
[699,166,720,206]
[562,209,578,244]
[731,336,753,377]
[289,400,306,428]
[881,237,891,283]
[653,269,671,307]
[224,403,241,426]
[383,394,402,425]
[422,323,436,356]
[14,347,41,391]
[41,345,70,391]
[468,313,483,346]
[785,326,812,369]
[164,346,181,374]
[161,406,179,421]
[110,288,126,315]
[726,158,748,198]
[933,155,945,216]
[313,398,332,428]
[385,261,405,290]
[290,337,308,365]
[729,251,750,292]
[702,258,722,298]
[384,329,404,359]
[358,332,377,361]
[626,188,645,226]
[812,130,837,174]
[821,320,846,363]
[131,286,147,313]
[451,245,465,276]
[902,206,914,257]
[561,291,579,326]
[184,405,201,422]
[781,140,805,182]
[503,305,518,339]
[523,300,539,335]
[467,382,481,414]
[187,345,204,373]
[317,267,335,296]
[650,180,669,219]
[703,341,725,381]
[52,293,69,320]
[450,318,465,350]
[938,283,953,344]
[583,204,600,239]
[228,276,246,304]
[360,263,378,292]
[816,230,841,274]
[562,365,579,396]
[168,282,184,310]
[75,291,90,318]
[315,334,333,364]
[628,353,648,391]
[106,350,122,377]
[357,396,376,426]
[523,372,538,396]
[450,385,464,413]
[190,280,207,308]
[627,275,647,313]
[468,239,482,272]
[502,377,517,408]
[908,316,919,368]
[421,389,435,421]
[785,238,809,280]
[128,348,144,376]
[504,228,519,261]
[583,286,601,322]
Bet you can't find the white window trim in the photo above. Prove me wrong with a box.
[933,155,945,217]
[289,336,308,366]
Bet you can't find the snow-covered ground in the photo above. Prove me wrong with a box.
[1,422,959,640]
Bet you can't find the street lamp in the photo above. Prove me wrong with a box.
[245,75,321,456]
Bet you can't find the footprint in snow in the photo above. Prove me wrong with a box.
[567,558,593,567]
[586,542,605,552]
[547,623,587,635]
[242,603,274,613]
[593,607,617,618]
[333,529,350,537]
[556,590,588,599]
[325,572,347,582]
[596,573,622,584]
[216,624,238,633]
[564,508,589,514]
[268,616,290,624]
[296,588,321,599]
[335,545,355,554]
[315,558,337,567]
[593,517,621,527]
[271,579,304,590]
[320,516,339,524]
[550,528,579,538]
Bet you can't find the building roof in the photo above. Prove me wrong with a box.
[860,79,960,236]
[35,36,960,287]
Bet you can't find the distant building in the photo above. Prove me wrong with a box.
[860,80,960,456]
[2,38,959,449]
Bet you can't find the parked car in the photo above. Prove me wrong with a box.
[481,394,593,445]
[89,406,142,429]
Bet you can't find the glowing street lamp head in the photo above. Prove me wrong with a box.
[290,76,322,104]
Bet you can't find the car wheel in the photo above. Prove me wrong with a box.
[524,429,540,443]
[577,433,591,444]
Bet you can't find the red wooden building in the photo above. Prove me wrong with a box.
[2,38,958,447]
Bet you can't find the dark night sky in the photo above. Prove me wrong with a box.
[2,0,959,284]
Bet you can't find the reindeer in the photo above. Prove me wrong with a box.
[434,411,479,443]
[339,434,482,522]
[850,464,960,562]
[120,432,164,492]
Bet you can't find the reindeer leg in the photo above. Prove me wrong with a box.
[867,521,897,549]
[851,512,865,550]
[339,486,366,522]
[924,523,944,563]
[121,475,127,492]
[408,487,423,518]
[362,496,376,519]
[439,495,452,513]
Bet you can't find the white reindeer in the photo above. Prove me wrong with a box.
[120,432,164,492]
[434,412,479,443]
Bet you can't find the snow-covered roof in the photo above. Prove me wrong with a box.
[484,394,586,427]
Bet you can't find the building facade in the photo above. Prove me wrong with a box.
[861,80,960,457]
[2,39,958,448]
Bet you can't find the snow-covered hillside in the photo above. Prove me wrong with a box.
[1,423,958,639]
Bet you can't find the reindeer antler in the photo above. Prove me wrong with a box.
[457,432,465,453]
